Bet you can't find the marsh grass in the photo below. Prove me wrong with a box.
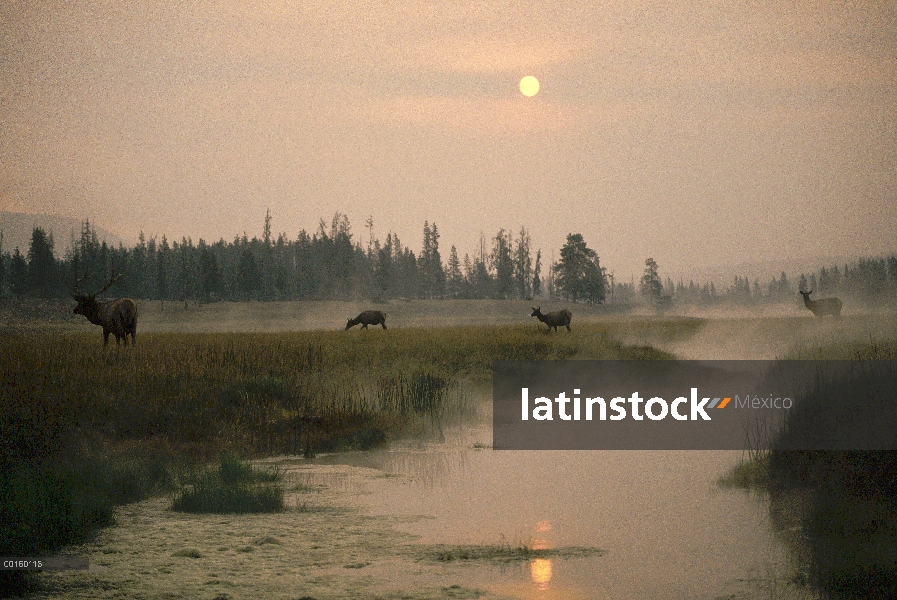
[785,335,897,361]
[421,542,604,563]
[0,323,674,465]
[717,453,770,489]
[0,451,174,552]
[718,335,897,598]
[0,449,175,596]
[764,359,897,598]
[171,454,285,514]
[0,318,679,587]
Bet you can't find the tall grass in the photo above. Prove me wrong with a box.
[723,338,897,598]
[0,450,174,596]
[171,453,284,514]
[0,320,677,591]
[0,324,673,464]
[785,335,897,361]
[764,359,897,598]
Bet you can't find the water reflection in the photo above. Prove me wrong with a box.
[291,432,805,598]
[312,443,469,488]
[530,558,553,589]
[767,484,897,599]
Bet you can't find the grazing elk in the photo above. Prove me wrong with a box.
[69,270,138,346]
[345,310,387,330]
[798,290,842,319]
[530,307,572,332]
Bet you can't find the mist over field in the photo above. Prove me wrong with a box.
[3,295,897,598]
[47,297,897,362]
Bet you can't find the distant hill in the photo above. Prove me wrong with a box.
[0,211,127,257]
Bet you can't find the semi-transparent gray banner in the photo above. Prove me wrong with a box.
[1,556,89,571]
[492,360,897,450]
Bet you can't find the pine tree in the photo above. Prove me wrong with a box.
[639,258,663,305]
[778,271,790,299]
[295,230,315,299]
[491,229,514,299]
[556,234,605,303]
[532,249,542,298]
[263,208,272,246]
[470,232,492,298]
[261,209,274,298]
[513,227,532,299]
[430,223,445,298]
[199,244,221,301]
[177,237,195,306]
[447,245,462,299]
[462,253,475,298]
[374,233,393,299]
[27,227,59,297]
[238,248,260,297]
[418,222,445,299]
[10,247,27,296]
[132,232,149,298]
[157,239,169,301]
[420,221,432,296]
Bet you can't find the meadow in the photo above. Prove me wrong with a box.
[1,299,696,594]
[3,297,896,597]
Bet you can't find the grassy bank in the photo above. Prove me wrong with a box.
[0,319,683,594]
[720,338,897,598]
[171,453,285,514]
[0,323,676,460]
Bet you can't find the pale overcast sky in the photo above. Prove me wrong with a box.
[2,1,895,279]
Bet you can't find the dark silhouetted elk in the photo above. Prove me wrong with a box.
[345,310,387,330]
[69,270,138,346]
[530,307,572,332]
[798,290,842,319]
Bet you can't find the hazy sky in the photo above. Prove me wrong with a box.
[2,1,895,279]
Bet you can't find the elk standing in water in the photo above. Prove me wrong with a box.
[345,310,387,330]
[69,270,138,346]
[530,307,572,332]
[798,290,842,319]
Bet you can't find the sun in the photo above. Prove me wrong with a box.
[519,75,539,97]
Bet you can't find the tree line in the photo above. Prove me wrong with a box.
[1,211,894,308]
[0,212,609,304]
[639,256,897,308]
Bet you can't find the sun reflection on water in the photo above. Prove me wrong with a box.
[530,558,553,589]
[530,520,554,589]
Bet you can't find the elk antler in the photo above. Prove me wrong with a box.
[95,267,122,296]
[66,268,92,296]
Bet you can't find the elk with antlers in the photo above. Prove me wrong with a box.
[69,269,138,346]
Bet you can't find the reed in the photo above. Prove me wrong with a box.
[0,324,672,465]
[170,453,284,514]
[719,335,897,598]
